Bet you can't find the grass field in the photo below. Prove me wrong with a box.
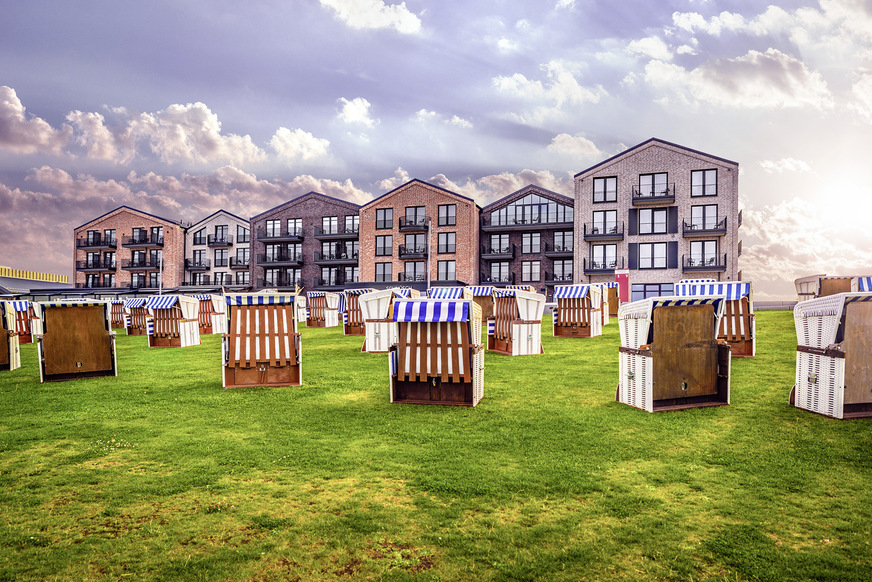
[1,311,870,581]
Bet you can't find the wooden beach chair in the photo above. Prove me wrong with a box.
[123,298,151,336]
[341,288,376,335]
[306,291,340,327]
[34,300,117,382]
[145,295,201,348]
[487,288,545,355]
[552,284,602,338]
[675,280,756,357]
[0,301,21,372]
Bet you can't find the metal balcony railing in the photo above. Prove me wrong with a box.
[398,245,427,258]
[207,234,234,246]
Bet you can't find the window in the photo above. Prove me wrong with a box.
[376,208,393,229]
[85,252,100,268]
[522,261,540,282]
[344,240,359,259]
[150,249,162,267]
[437,260,456,281]
[639,208,668,235]
[193,249,206,266]
[103,229,116,244]
[102,273,115,287]
[287,243,302,260]
[489,262,510,283]
[322,216,338,235]
[287,268,301,287]
[266,220,281,237]
[404,261,426,282]
[375,235,392,256]
[234,248,249,267]
[631,283,674,301]
[150,226,163,243]
[321,241,340,259]
[592,245,617,270]
[265,244,281,261]
[264,269,281,287]
[193,228,207,245]
[103,251,115,268]
[405,206,426,227]
[131,227,146,244]
[287,218,302,236]
[344,266,359,283]
[237,225,250,243]
[215,225,228,239]
[86,230,100,244]
[591,211,617,235]
[321,267,340,286]
[522,232,541,254]
[345,215,359,233]
[438,232,456,254]
[691,169,717,197]
[438,204,456,226]
[131,273,147,288]
[593,177,617,203]
[691,205,719,230]
[552,259,573,281]
[375,262,392,282]
[554,231,573,253]
[639,242,667,269]
[489,234,509,254]
[690,240,718,266]
[491,193,573,225]
[236,270,250,285]
[191,272,208,285]
[404,233,426,255]
[148,272,161,288]
[638,173,668,197]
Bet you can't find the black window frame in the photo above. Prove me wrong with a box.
[438,204,456,226]
[376,208,393,230]
[593,176,617,203]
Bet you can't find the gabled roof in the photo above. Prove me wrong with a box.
[251,191,362,221]
[186,209,250,230]
[361,179,481,210]
[74,205,181,231]
[481,183,573,213]
[574,138,739,178]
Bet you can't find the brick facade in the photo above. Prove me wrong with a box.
[574,138,740,300]
[73,206,185,289]
[359,180,480,285]
[185,210,251,287]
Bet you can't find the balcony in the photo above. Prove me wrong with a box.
[126,280,152,289]
[314,251,358,265]
[120,258,160,271]
[398,216,430,231]
[230,257,250,270]
[397,273,428,283]
[75,259,116,271]
[314,225,359,240]
[257,252,304,267]
[682,254,727,272]
[545,272,574,285]
[481,244,515,260]
[207,234,234,247]
[481,215,574,232]
[682,218,727,238]
[479,272,516,285]
[257,275,302,289]
[583,257,625,275]
[182,274,235,286]
[256,227,304,243]
[583,222,624,241]
[76,236,116,250]
[185,258,211,271]
[398,245,427,259]
[121,233,164,247]
[543,242,573,258]
[631,183,675,206]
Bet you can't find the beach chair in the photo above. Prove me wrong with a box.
[605,282,620,318]
[617,296,731,412]
[552,284,602,338]
[123,298,151,336]
[468,286,495,319]
[222,293,301,388]
[389,298,484,406]
[427,287,473,300]
[145,295,201,348]
[0,301,21,372]
[852,276,872,292]
[193,294,227,335]
[306,291,340,327]
[34,300,117,382]
[358,288,421,352]
[487,289,545,355]
[341,288,376,335]
[675,280,756,357]
[790,292,872,419]
[10,300,38,344]
[109,300,125,329]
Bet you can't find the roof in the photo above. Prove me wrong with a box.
[0,276,74,294]
[361,179,481,210]
[250,191,362,221]
[574,138,739,178]
[186,209,250,230]
[481,183,573,213]
[74,205,181,231]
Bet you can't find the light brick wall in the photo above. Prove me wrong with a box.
[185,211,250,286]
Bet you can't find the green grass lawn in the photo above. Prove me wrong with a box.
[1,311,870,581]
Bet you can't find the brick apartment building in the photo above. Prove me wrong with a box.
[359,179,480,286]
[250,192,361,291]
[480,184,574,299]
[184,210,251,287]
[574,138,741,301]
[74,206,185,289]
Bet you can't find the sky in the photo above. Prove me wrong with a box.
[1,0,871,299]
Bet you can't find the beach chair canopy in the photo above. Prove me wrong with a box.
[10,300,30,312]
[392,299,470,322]
[123,298,147,309]
[144,295,180,309]
[226,293,295,306]
[389,288,415,298]
[553,285,590,299]
[468,286,494,297]
[855,277,872,292]
[675,281,751,301]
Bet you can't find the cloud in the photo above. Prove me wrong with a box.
[643,48,833,110]
[759,158,812,173]
[66,110,136,164]
[337,97,377,127]
[555,0,575,8]
[849,73,872,121]
[428,169,572,206]
[547,133,602,158]
[627,36,673,61]
[378,167,412,191]
[269,127,330,162]
[414,109,472,128]
[319,0,421,34]
[0,86,71,155]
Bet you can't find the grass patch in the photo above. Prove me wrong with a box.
[0,311,870,580]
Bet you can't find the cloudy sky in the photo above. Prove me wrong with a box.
[2,0,871,298]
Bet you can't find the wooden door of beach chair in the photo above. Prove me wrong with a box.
[210,296,227,335]
[389,299,483,406]
[11,301,33,344]
[469,286,494,319]
[37,301,117,382]
[306,292,339,327]
[197,296,215,334]
[223,294,301,388]
[1,302,21,372]
[110,301,125,328]
[607,285,619,318]
[342,289,375,335]
[553,285,601,338]
[146,295,201,348]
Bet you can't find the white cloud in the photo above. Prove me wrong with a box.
[337,97,377,127]
[627,36,673,61]
[759,158,812,173]
[415,109,438,123]
[66,110,136,164]
[413,109,472,128]
[428,169,572,206]
[269,127,330,162]
[555,0,575,8]
[0,86,71,155]
[448,115,473,129]
[378,166,412,191]
[547,133,602,158]
[319,0,421,34]
[849,73,872,121]
[497,37,520,53]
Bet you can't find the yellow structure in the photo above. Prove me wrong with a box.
[0,266,69,284]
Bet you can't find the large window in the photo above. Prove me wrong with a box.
[376,208,393,229]
[287,268,301,287]
[148,272,161,288]
[639,208,668,235]
[150,226,163,243]
[235,248,249,266]
[266,220,281,237]
[85,252,100,268]
[691,205,719,230]
[131,273,147,288]
[404,233,426,253]
[193,228,207,245]
[592,210,617,234]
[438,232,456,254]
[214,224,228,240]
[491,193,573,226]
[375,235,392,256]
[690,240,718,266]
[592,245,616,270]
[321,267,340,286]
[344,240,359,259]
[375,262,392,282]
[345,266,359,283]
[322,216,338,235]
[264,244,280,261]
[553,259,573,281]
[287,243,302,260]
[522,232,541,254]
[131,227,146,244]
[489,234,509,253]
[438,204,456,226]
[522,261,540,282]
[237,225,250,243]
[287,218,302,236]
[554,231,573,252]
[639,242,667,269]
[345,215,359,233]
[149,249,162,267]
[489,262,510,283]
[103,229,116,244]
[236,271,250,285]
[593,177,617,203]
[404,261,426,282]
[103,251,115,268]
[102,273,115,287]
[193,249,206,266]
[691,169,717,197]
[264,268,281,286]
[638,173,668,197]
[214,249,228,267]
[632,283,674,301]
[437,260,456,281]
[405,206,426,227]
[321,241,340,259]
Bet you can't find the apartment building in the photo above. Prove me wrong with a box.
[480,185,574,299]
[74,206,184,289]
[250,192,361,291]
[184,210,251,287]
[359,179,480,286]
[574,138,740,301]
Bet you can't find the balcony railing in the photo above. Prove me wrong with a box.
[257,276,303,289]
[583,222,624,240]
[631,183,675,205]
[185,258,211,271]
[257,252,304,266]
[583,257,624,274]
[398,216,429,230]
[76,236,117,249]
[314,224,359,239]
[229,257,250,270]
[314,251,358,263]
[545,272,574,284]
[543,242,574,257]
[479,272,515,284]
[76,259,116,271]
[397,273,427,282]
[207,234,234,247]
[682,217,727,237]
[313,274,351,288]
[481,244,515,259]
[182,274,235,286]
[120,258,161,270]
[481,215,574,230]
[683,254,727,272]
[255,227,304,242]
[398,245,427,258]
[121,233,164,247]
[75,281,116,289]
